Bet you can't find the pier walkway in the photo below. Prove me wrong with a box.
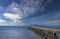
[29,26,60,39]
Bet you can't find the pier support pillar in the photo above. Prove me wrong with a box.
[48,34,50,39]
[47,32,51,39]
[52,32,56,39]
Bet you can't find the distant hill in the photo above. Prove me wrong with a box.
[31,24,60,29]
[32,24,40,26]
[32,24,46,27]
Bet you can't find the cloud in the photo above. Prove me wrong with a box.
[18,0,44,16]
[0,19,6,22]
[3,13,23,23]
[3,2,24,24]
[6,2,24,16]
[6,0,53,16]
[42,20,60,26]
[2,1,53,26]
[6,1,53,18]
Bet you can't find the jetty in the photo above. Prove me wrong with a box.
[28,26,60,39]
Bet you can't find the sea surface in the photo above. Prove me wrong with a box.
[0,26,39,39]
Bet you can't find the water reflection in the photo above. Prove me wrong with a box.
[0,29,38,39]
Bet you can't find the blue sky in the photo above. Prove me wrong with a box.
[0,0,60,26]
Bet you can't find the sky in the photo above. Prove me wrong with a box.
[0,0,60,26]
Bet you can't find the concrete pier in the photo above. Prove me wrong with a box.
[28,26,60,39]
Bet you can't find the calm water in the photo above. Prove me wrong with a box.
[0,26,39,39]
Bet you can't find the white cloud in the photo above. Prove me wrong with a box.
[4,2,24,24]
[2,2,24,26]
[5,1,53,18]
[3,13,23,23]
[2,1,53,26]
[18,0,43,16]
[0,19,6,22]
[6,0,53,17]
[6,2,24,16]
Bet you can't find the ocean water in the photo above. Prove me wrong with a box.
[0,26,39,39]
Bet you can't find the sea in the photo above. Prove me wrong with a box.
[0,26,60,39]
[0,26,39,39]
